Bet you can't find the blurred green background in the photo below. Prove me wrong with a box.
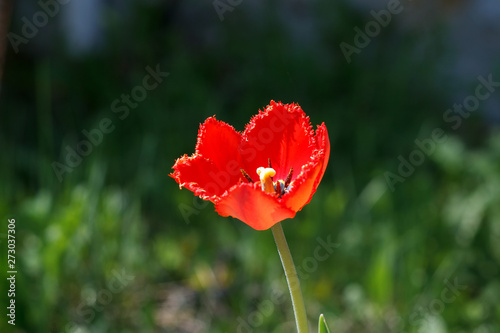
[1,0,500,332]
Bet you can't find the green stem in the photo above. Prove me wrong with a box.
[271,222,309,333]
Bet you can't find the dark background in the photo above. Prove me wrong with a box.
[1,0,499,332]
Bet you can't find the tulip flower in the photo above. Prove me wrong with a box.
[170,100,330,230]
[171,101,331,333]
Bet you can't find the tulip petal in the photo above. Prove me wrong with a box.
[283,123,330,212]
[240,101,315,181]
[215,183,296,230]
[315,123,330,185]
[170,154,234,201]
[196,116,243,184]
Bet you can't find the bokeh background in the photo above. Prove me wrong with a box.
[1,0,500,332]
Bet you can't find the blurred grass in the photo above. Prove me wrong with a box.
[1,1,500,332]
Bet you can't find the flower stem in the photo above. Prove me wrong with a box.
[271,222,309,333]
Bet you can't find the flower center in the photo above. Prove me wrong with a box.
[240,159,294,198]
[256,167,276,193]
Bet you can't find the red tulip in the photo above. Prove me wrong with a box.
[170,101,330,230]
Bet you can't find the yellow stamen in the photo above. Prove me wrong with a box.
[256,167,276,193]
